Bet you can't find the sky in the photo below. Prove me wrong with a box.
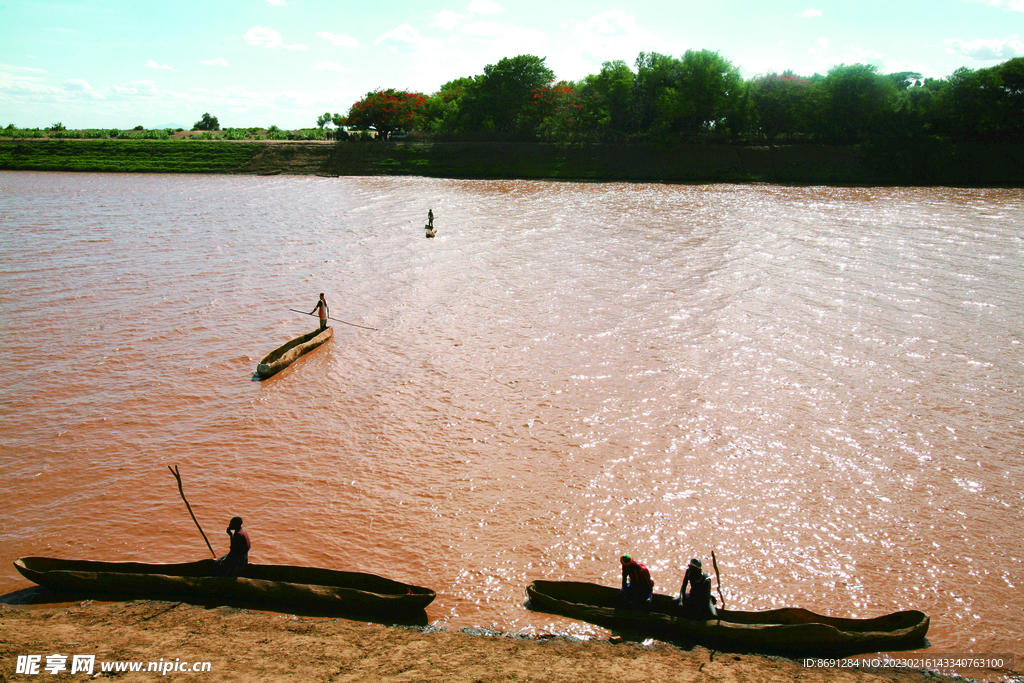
[1,0,1022,130]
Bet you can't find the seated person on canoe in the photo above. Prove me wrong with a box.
[216,516,251,577]
[619,554,654,607]
[677,557,717,619]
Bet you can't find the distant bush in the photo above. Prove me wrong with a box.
[116,129,170,140]
[291,128,327,140]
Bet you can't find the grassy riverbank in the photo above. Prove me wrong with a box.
[2,138,1022,185]
[3,600,1003,683]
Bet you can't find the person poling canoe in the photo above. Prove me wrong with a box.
[288,307,377,331]
[311,293,329,331]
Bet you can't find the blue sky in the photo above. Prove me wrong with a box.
[1,0,1022,129]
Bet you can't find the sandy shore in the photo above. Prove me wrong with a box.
[2,600,1011,683]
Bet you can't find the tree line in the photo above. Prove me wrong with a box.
[333,53,1024,146]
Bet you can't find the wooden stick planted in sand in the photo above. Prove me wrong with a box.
[712,549,726,610]
[168,465,216,558]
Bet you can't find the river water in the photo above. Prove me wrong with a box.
[1,172,1021,662]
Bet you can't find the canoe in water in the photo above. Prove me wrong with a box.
[256,327,333,378]
[526,580,929,655]
[15,557,435,614]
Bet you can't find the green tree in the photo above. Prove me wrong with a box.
[633,52,680,133]
[939,58,1024,142]
[317,112,345,129]
[193,113,220,131]
[886,71,924,91]
[750,72,813,144]
[344,89,426,140]
[577,60,636,139]
[421,77,476,134]
[997,57,1024,141]
[673,49,743,136]
[463,54,556,135]
[635,49,742,139]
[822,64,895,141]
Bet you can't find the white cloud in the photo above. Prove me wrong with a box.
[467,0,503,14]
[145,60,177,71]
[0,63,48,75]
[844,48,886,68]
[243,26,304,50]
[244,26,283,48]
[797,8,822,17]
[549,10,686,81]
[317,32,361,48]
[375,24,445,52]
[944,36,1024,59]
[966,0,1024,10]
[202,57,230,66]
[432,10,464,29]
[572,9,654,44]
[312,61,357,73]
[564,10,669,71]
[109,81,160,98]
[462,21,525,38]
[266,0,288,5]
[59,78,105,100]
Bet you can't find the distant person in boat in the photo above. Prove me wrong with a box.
[427,209,434,227]
[216,516,251,577]
[619,553,654,607]
[311,293,329,331]
[677,557,717,619]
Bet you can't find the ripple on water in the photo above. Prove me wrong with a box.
[0,175,1021,655]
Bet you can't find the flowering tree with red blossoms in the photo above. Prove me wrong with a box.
[532,81,586,139]
[344,88,427,140]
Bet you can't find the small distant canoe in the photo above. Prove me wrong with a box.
[257,327,333,378]
[15,557,435,614]
[526,581,929,655]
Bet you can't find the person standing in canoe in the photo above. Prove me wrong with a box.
[619,553,654,607]
[216,516,251,577]
[311,293,329,331]
[677,557,718,619]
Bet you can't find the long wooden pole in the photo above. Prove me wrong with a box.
[289,308,377,331]
[712,549,726,610]
[168,465,216,558]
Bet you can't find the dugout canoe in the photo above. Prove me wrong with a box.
[526,580,929,655]
[256,326,333,378]
[14,557,435,614]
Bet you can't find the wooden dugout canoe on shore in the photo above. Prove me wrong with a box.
[526,580,929,655]
[256,326,333,378]
[15,557,435,614]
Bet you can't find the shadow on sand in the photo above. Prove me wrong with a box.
[1,585,430,627]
